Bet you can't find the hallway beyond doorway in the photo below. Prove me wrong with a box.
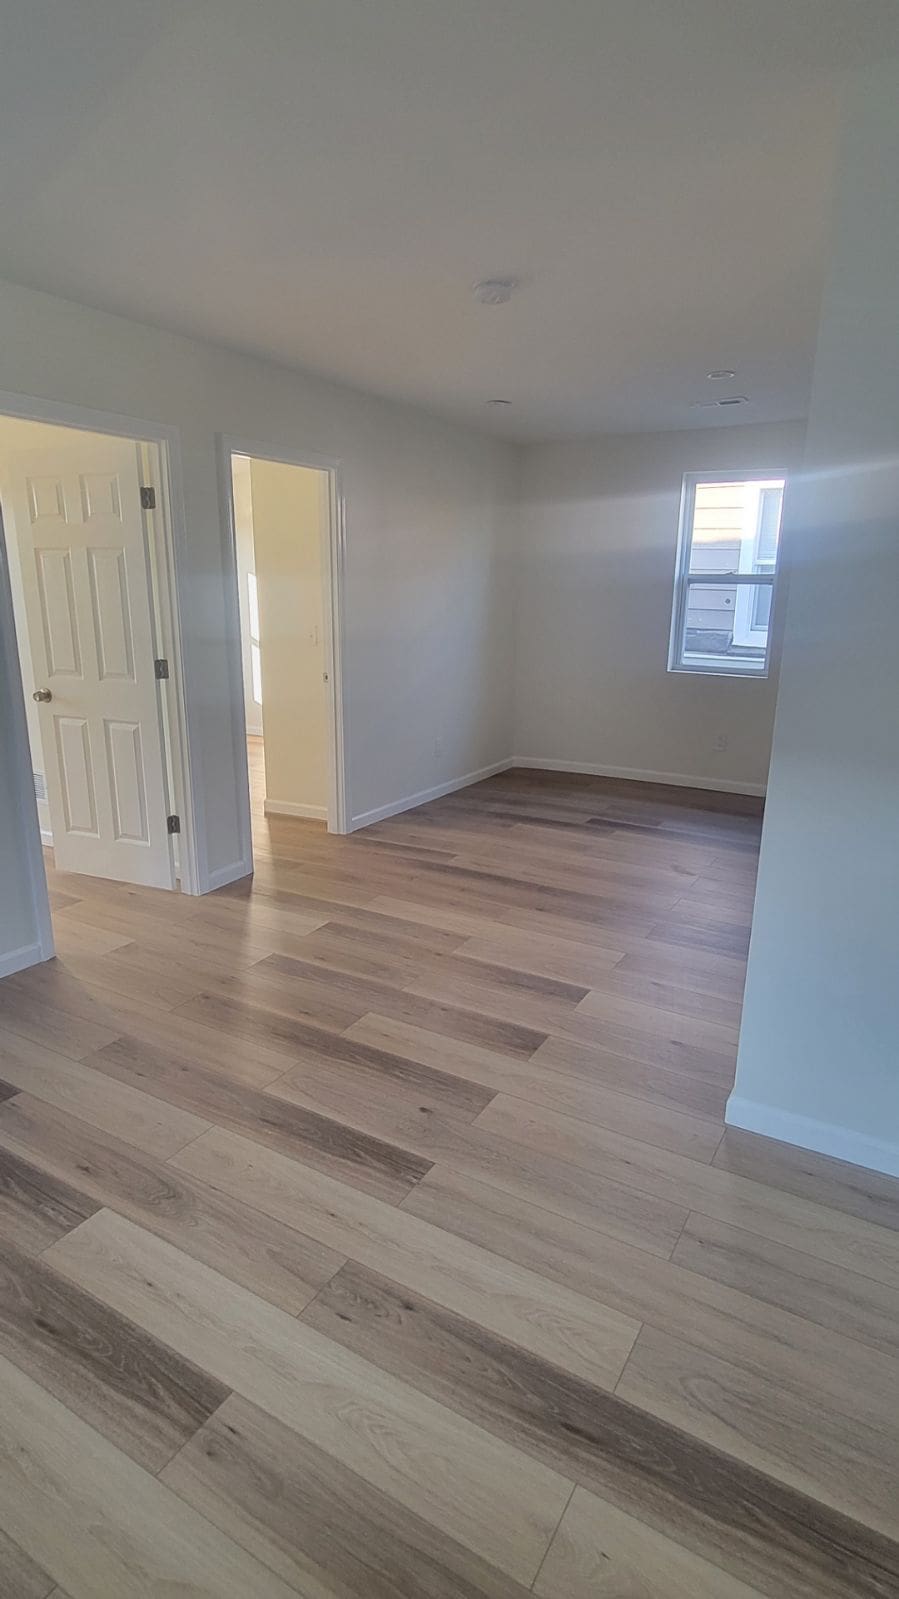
[229,449,336,848]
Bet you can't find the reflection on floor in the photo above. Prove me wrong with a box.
[0,769,897,1597]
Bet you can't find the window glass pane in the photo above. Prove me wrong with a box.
[682,579,771,671]
[251,641,263,704]
[247,571,260,642]
[688,479,784,579]
[688,482,745,576]
[751,583,773,630]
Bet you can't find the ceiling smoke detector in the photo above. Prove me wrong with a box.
[707,369,737,380]
[472,278,518,305]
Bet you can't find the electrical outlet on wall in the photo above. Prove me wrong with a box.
[712,733,729,753]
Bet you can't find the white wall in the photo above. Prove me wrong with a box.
[231,454,263,737]
[514,421,806,792]
[729,58,899,1176]
[250,458,328,817]
[0,275,518,952]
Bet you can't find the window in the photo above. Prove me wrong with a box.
[668,472,786,676]
[247,571,263,704]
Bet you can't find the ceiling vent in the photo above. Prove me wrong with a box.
[691,395,750,409]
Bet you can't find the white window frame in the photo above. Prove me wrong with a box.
[668,469,786,679]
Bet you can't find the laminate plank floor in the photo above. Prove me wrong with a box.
[0,752,896,1598]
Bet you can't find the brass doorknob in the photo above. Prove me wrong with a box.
[33,689,52,702]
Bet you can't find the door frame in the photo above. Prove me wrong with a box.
[0,497,54,969]
[0,391,199,937]
[217,435,350,864]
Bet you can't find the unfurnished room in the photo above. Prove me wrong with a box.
[0,4,897,1597]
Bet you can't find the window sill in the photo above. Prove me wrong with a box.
[668,659,770,681]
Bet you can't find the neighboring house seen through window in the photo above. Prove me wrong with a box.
[669,472,786,676]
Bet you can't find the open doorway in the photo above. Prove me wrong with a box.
[224,444,347,862]
[0,411,189,907]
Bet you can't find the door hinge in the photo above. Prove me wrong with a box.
[140,486,157,511]
[154,658,170,680]
[167,814,181,835]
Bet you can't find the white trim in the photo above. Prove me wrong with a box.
[204,859,253,892]
[214,437,255,885]
[217,436,350,884]
[0,942,48,980]
[264,799,328,820]
[0,388,199,894]
[725,1095,899,1179]
[511,757,766,797]
[40,829,54,846]
[139,437,200,894]
[350,760,514,830]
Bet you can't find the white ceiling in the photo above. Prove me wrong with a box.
[2,1,898,440]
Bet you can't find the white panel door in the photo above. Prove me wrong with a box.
[10,438,173,888]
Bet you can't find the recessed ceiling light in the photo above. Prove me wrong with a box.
[486,398,512,407]
[707,369,737,380]
[473,278,518,305]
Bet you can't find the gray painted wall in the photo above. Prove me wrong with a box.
[728,56,899,1175]
[0,507,51,976]
[515,422,805,791]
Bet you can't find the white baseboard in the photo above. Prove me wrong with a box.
[350,759,514,831]
[511,756,766,798]
[725,1095,899,1178]
[349,753,763,832]
[264,799,328,821]
[0,941,47,979]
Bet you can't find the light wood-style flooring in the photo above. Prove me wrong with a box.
[0,753,897,1597]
